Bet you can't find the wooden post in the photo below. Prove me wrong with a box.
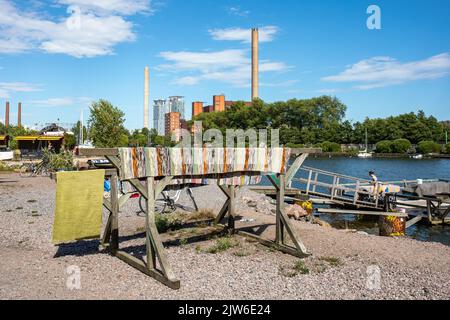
[228,185,235,232]
[146,177,156,269]
[277,175,285,244]
[110,173,119,253]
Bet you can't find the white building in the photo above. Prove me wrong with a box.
[153,99,166,136]
[168,96,185,119]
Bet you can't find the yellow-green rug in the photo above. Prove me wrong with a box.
[52,170,105,244]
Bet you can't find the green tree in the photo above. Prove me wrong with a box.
[375,140,393,153]
[417,140,441,154]
[88,100,129,147]
[444,143,450,154]
[391,139,412,153]
[64,133,76,150]
[71,121,88,145]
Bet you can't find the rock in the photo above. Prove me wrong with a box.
[313,218,332,228]
[356,231,369,236]
[286,204,309,220]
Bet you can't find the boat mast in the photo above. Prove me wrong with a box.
[79,109,83,145]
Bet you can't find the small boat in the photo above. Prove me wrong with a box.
[357,151,372,158]
[412,154,423,159]
[357,129,372,158]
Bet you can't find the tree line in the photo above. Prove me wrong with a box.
[1,97,449,153]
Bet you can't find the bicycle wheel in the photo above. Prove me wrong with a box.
[138,194,167,215]
[19,164,33,178]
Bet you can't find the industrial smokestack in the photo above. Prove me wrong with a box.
[144,66,149,129]
[5,101,9,129]
[18,102,22,127]
[251,28,259,100]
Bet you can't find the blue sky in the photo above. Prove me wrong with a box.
[0,0,449,130]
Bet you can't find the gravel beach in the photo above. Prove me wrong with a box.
[0,172,449,300]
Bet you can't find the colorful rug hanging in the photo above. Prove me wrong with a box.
[118,147,290,185]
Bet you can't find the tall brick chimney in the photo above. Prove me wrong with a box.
[18,102,22,127]
[5,101,9,129]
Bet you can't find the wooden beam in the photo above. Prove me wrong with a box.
[406,215,422,228]
[275,174,284,244]
[228,185,235,232]
[155,176,173,197]
[146,177,156,270]
[128,178,148,200]
[285,153,308,187]
[277,175,310,255]
[78,148,119,157]
[115,251,180,290]
[237,231,309,258]
[317,208,408,217]
[101,213,112,248]
[268,174,280,191]
[110,173,119,253]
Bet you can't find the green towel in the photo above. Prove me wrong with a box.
[52,170,105,244]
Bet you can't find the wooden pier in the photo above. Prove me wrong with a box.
[252,164,450,227]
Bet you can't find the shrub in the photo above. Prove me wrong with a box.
[375,140,393,153]
[445,143,450,154]
[417,140,441,154]
[318,141,341,152]
[391,139,412,153]
[42,149,74,171]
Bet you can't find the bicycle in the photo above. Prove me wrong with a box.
[19,161,50,177]
[137,187,198,216]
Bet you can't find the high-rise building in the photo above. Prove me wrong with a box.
[168,96,185,119]
[153,99,166,135]
[213,95,225,112]
[192,101,204,117]
[165,112,181,138]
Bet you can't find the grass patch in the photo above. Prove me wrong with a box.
[155,213,183,233]
[293,261,310,274]
[206,236,238,254]
[279,260,310,277]
[0,162,13,172]
[189,209,215,221]
[319,256,343,267]
[179,238,188,246]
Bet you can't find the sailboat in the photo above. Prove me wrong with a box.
[76,109,93,149]
[357,128,372,158]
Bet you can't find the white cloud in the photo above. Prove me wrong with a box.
[0,0,145,57]
[27,96,92,107]
[0,82,42,98]
[209,26,279,43]
[158,49,290,87]
[322,53,450,90]
[226,6,250,17]
[57,0,152,15]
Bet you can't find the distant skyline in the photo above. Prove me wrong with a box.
[0,0,449,129]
